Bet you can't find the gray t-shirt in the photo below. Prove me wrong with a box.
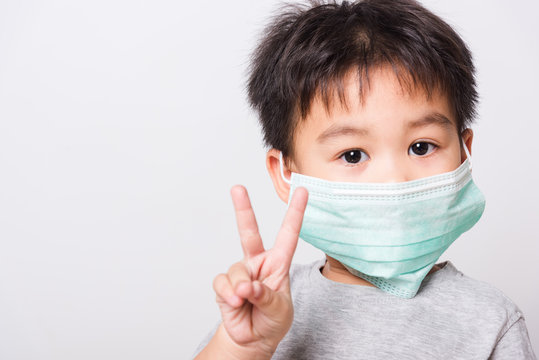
[192,258,536,359]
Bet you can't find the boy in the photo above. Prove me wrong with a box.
[193,0,536,358]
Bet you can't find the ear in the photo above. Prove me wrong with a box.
[460,128,474,163]
[266,148,292,204]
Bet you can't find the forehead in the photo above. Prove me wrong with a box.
[292,65,457,150]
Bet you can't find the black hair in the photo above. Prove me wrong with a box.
[247,0,478,160]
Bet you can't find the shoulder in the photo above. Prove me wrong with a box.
[430,261,525,334]
[449,268,536,357]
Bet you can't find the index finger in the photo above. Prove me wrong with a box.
[272,186,308,268]
[230,184,265,259]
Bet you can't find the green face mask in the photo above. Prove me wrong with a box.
[280,145,486,299]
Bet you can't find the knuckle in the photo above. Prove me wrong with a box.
[212,273,227,292]
[240,228,260,241]
[228,261,253,289]
[227,261,243,274]
[226,262,238,275]
[281,221,299,238]
[263,285,273,305]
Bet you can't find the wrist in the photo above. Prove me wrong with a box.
[219,324,276,360]
[198,324,276,360]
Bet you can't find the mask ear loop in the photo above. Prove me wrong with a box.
[463,143,473,170]
[279,151,292,185]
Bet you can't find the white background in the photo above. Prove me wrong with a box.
[0,0,537,359]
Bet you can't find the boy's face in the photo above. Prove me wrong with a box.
[267,65,473,202]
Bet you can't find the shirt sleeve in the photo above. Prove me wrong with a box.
[489,315,537,360]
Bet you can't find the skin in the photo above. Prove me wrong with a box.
[196,65,473,359]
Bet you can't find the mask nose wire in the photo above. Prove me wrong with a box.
[463,143,473,170]
[279,151,292,185]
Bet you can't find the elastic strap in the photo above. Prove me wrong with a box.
[279,151,292,185]
[463,144,473,170]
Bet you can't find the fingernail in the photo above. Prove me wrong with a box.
[229,295,242,306]
[253,281,262,298]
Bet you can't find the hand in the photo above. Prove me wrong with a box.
[212,184,308,356]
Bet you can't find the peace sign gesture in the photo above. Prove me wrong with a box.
[196,184,308,359]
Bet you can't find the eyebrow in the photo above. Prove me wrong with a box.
[316,112,454,143]
[317,124,369,143]
[407,112,454,131]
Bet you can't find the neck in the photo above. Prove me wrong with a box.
[321,254,440,286]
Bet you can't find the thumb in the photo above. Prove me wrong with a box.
[247,280,290,319]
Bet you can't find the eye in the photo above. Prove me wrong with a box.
[409,142,438,156]
[339,149,369,165]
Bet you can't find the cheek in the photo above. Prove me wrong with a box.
[429,149,463,176]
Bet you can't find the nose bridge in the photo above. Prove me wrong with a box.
[373,152,409,183]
